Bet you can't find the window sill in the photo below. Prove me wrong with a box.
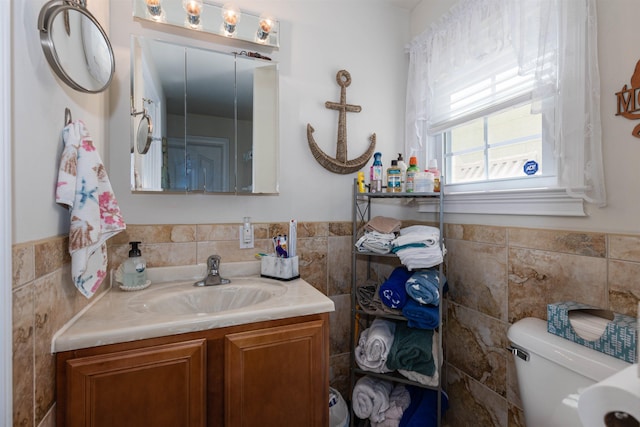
[417,187,586,216]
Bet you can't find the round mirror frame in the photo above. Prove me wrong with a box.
[136,113,153,155]
[38,0,115,94]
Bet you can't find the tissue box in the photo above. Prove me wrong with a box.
[547,302,637,363]
[260,256,300,281]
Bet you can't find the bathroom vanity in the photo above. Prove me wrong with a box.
[53,263,334,427]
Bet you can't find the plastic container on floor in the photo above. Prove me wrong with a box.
[329,387,350,427]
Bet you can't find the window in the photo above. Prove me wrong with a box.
[406,0,605,214]
[445,103,552,193]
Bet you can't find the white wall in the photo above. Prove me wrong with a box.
[108,0,413,225]
[410,0,640,233]
[12,0,110,244]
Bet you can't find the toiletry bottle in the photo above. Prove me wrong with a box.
[405,156,420,192]
[386,160,401,193]
[123,241,147,287]
[357,171,366,193]
[370,152,383,193]
[428,159,441,192]
[397,153,408,192]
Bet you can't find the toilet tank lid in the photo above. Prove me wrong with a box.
[507,317,630,382]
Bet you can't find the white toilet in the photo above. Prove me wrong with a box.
[507,317,630,427]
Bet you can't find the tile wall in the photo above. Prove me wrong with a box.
[11,221,355,427]
[11,222,640,427]
[443,224,640,427]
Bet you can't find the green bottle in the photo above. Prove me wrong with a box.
[405,156,420,192]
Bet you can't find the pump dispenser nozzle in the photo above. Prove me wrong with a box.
[129,241,142,257]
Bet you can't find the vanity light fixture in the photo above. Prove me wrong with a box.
[183,0,203,28]
[222,3,241,36]
[256,13,275,42]
[144,0,163,19]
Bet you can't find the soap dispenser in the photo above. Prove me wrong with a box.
[122,241,147,287]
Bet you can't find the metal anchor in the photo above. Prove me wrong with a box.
[307,70,376,174]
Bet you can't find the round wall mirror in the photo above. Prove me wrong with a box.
[38,1,115,93]
[136,113,153,155]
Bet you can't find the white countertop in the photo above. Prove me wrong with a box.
[52,262,335,353]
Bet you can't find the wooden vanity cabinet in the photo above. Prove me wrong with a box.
[55,313,329,427]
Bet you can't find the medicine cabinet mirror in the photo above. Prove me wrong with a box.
[130,36,279,194]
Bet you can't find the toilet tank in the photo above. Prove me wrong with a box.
[507,317,630,427]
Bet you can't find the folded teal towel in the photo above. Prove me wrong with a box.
[386,322,435,376]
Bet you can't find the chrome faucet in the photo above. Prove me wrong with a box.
[194,255,230,286]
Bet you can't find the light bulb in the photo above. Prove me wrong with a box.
[256,13,274,42]
[145,0,162,19]
[183,0,203,27]
[222,3,241,36]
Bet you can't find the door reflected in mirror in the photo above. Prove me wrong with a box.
[130,36,279,194]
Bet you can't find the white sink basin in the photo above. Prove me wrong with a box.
[128,278,287,315]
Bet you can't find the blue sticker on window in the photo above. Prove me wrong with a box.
[524,160,538,175]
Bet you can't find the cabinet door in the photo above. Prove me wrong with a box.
[224,320,328,427]
[65,339,206,427]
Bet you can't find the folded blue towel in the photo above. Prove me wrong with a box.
[405,269,442,305]
[401,299,440,329]
[378,266,412,309]
[399,386,449,427]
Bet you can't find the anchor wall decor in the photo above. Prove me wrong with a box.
[307,70,376,174]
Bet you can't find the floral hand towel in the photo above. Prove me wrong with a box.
[56,121,126,298]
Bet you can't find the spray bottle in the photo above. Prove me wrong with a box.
[370,152,383,193]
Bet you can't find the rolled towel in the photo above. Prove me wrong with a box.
[401,299,440,329]
[355,318,396,373]
[386,322,435,376]
[371,384,411,427]
[379,266,412,309]
[352,375,394,422]
[405,269,442,305]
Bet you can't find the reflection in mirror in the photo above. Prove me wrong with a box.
[38,1,115,93]
[130,36,279,194]
[136,112,153,155]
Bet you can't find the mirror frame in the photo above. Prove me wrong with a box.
[38,0,115,93]
[130,36,280,195]
[136,113,153,155]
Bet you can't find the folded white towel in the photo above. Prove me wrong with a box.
[399,225,440,236]
[355,318,396,373]
[356,231,396,254]
[395,245,446,270]
[56,121,126,298]
[352,376,394,422]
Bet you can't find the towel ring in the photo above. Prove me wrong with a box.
[65,108,72,125]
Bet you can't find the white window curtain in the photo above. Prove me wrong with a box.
[405,0,606,206]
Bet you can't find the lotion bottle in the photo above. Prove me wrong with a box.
[122,241,147,287]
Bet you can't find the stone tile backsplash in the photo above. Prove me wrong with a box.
[11,223,640,427]
[443,225,639,427]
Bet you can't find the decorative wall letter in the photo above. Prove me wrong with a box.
[615,59,640,138]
